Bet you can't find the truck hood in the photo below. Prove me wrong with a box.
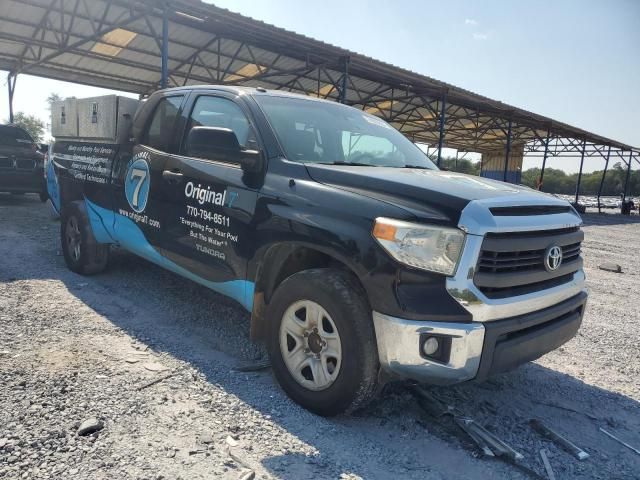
[305,164,568,225]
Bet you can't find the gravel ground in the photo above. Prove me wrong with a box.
[1,194,639,480]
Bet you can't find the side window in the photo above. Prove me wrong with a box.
[143,95,183,152]
[184,96,257,151]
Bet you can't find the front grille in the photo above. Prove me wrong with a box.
[475,227,583,298]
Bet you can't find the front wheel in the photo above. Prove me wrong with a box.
[60,202,109,275]
[266,268,380,416]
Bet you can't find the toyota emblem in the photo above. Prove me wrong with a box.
[545,245,563,272]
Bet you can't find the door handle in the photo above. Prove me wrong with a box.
[162,169,183,184]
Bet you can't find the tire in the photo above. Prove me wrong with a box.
[39,191,48,203]
[60,202,109,275]
[266,268,379,416]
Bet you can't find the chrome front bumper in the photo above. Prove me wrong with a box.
[372,312,485,385]
[373,290,587,384]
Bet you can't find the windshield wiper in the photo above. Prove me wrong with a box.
[321,161,373,167]
[403,164,432,170]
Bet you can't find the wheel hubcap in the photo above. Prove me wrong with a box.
[279,300,342,391]
[66,217,81,262]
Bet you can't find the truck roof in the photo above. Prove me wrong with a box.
[152,85,343,107]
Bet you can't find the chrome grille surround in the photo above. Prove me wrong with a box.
[446,194,586,322]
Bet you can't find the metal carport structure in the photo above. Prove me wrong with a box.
[1,0,638,205]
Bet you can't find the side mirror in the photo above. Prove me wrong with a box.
[185,126,262,172]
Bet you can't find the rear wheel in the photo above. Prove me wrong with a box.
[39,191,48,203]
[60,202,109,275]
[266,268,379,416]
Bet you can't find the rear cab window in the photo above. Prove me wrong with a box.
[142,95,184,153]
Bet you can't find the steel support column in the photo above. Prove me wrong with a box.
[574,139,587,205]
[538,128,551,190]
[436,93,447,166]
[597,146,611,213]
[623,150,633,201]
[503,119,513,182]
[7,72,17,123]
[338,56,349,104]
[161,4,169,89]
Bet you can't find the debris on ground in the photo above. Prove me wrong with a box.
[598,262,623,273]
[539,449,556,480]
[455,417,524,461]
[411,386,523,462]
[77,417,104,436]
[410,384,452,417]
[188,449,207,456]
[226,435,239,447]
[234,358,271,372]
[238,469,256,480]
[136,372,175,391]
[599,427,640,456]
[529,419,589,460]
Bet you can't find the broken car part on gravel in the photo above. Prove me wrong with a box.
[410,385,523,461]
[539,449,556,480]
[599,427,640,456]
[455,417,524,461]
[529,419,590,461]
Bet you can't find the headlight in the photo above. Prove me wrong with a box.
[372,217,465,276]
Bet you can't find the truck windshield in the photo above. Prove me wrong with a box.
[0,126,34,147]
[254,95,437,169]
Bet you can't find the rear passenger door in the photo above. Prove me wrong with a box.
[158,92,262,309]
[112,93,185,254]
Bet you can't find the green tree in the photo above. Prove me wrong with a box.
[440,156,481,175]
[7,112,45,143]
[519,162,638,197]
[46,92,62,111]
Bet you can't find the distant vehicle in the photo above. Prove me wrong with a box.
[49,87,587,415]
[0,124,47,201]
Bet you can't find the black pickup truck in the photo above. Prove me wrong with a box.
[49,86,587,416]
[0,124,47,200]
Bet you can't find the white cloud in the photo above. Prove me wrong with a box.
[473,32,488,40]
[465,18,478,26]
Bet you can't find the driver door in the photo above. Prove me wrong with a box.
[158,92,262,309]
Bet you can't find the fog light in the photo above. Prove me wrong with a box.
[422,336,440,356]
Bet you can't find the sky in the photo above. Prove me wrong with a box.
[1,0,638,173]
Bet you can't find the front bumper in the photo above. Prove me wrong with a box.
[0,167,45,194]
[373,291,587,384]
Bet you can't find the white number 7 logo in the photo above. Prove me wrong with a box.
[129,168,147,208]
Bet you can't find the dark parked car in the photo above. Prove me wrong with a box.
[0,124,47,201]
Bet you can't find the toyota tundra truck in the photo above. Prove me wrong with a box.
[49,86,587,416]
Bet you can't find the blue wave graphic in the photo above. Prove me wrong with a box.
[85,199,254,311]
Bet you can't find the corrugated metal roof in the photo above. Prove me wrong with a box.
[0,0,637,158]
